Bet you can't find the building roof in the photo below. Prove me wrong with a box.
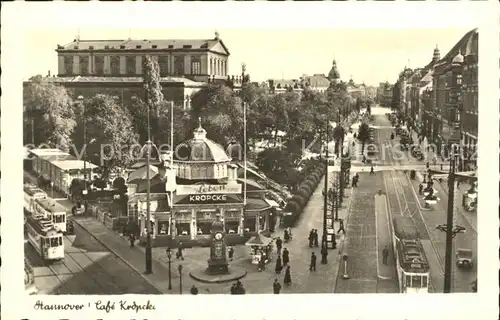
[174,123,231,163]
[26,76,206,87]
[28,148,76,161]
[57,38,230,55]
[436,28,478,66]
[304,74,330,87]
[127,165,160,183]
[50,160,98,170]
[270,79,301,89]
[245,198,272,211]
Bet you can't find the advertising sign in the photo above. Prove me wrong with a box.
[177,184,242,195]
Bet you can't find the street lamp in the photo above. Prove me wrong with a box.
[166,247,172,290]
[178,264,183,294]
[322,121,330,249]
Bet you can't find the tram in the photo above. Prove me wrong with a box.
[26,215,65,261]
[392,215,430,293]
[23,184,47,212]
[32,197,67,233]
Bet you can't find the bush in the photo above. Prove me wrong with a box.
[300,185,313,196]
[296,188,309,200]
[294,194,308,208]
[285,200,300,214]
[305,180,316,190]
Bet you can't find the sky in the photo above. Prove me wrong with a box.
[10,2,486,87]
[23,28,476,87]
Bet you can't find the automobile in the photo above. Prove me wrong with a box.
[456,248,473,269]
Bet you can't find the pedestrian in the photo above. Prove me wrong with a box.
[308,230,314,248]
[258,256,266,271]
[273,278,282,294]
[129,233,135,247]
[176,242,184,260]
[275,255,283,274]
[283,266,292,286]
[276,237,283,255]
[418,183,423,195]
[382,246,389,265]
[313,229,319,247]
[370,165,375,175]
[321,246,328,264]
[228,246,234,261]
[235,280,245,294]
[309,252,317,271]
[282,248,290,266]
[440,164,443,170]
[426,161,430,169]
[190,285,199,295]
[352,176,357,187]
[230,283,237,294]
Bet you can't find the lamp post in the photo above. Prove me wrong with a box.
[338,109,344,206]
[322,121,329,248]
[143,90,153,275]
[77,95,89,215]
[166,247,172,290]
[178,264,183,294]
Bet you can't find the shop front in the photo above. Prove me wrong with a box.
[172,190,245,241]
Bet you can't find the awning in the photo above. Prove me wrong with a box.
[245,198,272,212]
[264,199,280,208]
[245,232,272,247]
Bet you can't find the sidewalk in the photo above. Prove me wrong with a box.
[73,217,172,294]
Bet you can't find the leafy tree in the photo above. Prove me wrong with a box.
[357,122,370,153]
[142,55,164,143]
[23,75,76,150]
[190,84,243,146]
[74,94,139,170]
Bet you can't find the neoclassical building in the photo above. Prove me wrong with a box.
[23,32,244,110]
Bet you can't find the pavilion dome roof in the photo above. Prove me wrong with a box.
[174,120,231,163]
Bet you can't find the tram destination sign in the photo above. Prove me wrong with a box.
[177,184,242,195]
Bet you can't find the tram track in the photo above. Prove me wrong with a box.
[377,121,444,293]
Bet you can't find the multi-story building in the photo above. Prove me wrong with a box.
[378,82,393,107]
[346,78,366,99]
[267,79,304,95]
[428,28,478,170]
[23,32,243,109]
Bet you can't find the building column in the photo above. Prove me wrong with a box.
[238,208,244,236]
[264,210,270,231]
[255,213,260,233]
[171,212,176,238]
[191,208,196,240]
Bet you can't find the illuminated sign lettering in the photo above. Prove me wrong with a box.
[177,184,241,195]
[188,194,228,203]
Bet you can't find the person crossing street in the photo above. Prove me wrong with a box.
[309,252,317,271]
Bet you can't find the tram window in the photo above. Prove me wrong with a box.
[422,276,428,287]
[59,237,63,246]
[412,275,422,288]
[50,237,59,247]
[44,238,50,247]
[54,215,64,223]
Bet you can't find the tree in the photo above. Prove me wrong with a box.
[255,149,300,186]
[75,94,139,170]
[358,122,370,153]
[23,75,76,150]
[190,84,243,146]
[142,55,164,143]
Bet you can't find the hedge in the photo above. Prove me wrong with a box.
[283,164,327,227]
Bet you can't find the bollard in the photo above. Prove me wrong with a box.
[342,255,349,279]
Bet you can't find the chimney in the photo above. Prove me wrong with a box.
[47,70,51,77]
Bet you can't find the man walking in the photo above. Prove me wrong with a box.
[308,229,314,248]
[370,165,375,175]
[273,279,282,294]
[176,242,185,260]
[313,229,319,247]
[276,237,283,255]
[321,245,328,264]
[282,248,290,266]
[382,246,389,265]
[309,252,317,271]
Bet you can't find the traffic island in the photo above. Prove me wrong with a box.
[189,267,247,283]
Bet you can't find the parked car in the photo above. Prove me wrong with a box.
[456,248,473,269]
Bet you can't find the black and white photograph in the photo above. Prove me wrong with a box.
[1,2,498,320]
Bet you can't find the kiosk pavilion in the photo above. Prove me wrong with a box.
[127,122,278,247]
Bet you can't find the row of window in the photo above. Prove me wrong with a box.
[63,55,213,77]
[27,227,63,247]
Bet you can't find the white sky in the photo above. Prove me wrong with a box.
[12,2,485,86]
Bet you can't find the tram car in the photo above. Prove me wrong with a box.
[32,197,67,233]
[392,216,430,293]
[26,215,65,261]
[23,184,47,212]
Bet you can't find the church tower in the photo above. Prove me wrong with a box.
[328,59,341,84]
[432,45,441,63]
